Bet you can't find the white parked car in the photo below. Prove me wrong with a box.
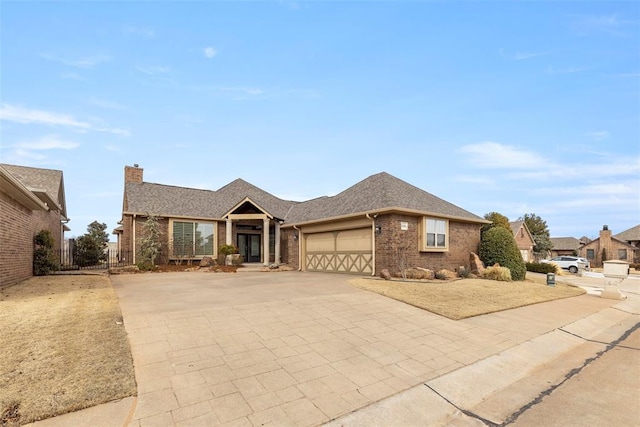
[541,256,590,274]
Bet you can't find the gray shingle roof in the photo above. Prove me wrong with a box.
[1,163,66,216]
[550,237,584,251]
[614,225,640,242]
[124,172,486,224]
[285,172,486,223]
[509,220,524,236]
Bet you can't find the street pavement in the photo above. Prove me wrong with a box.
[26,271,639,426]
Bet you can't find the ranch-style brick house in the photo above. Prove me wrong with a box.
[118,165,488,275]
[0,164,69,287]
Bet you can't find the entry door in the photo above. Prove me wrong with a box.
[238,234,261,263]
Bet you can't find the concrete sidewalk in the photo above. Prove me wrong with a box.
[26,272,639,427]
[326,276,640,426]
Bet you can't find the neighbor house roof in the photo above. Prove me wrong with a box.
[550,237,583,251]
[614,225,640,242]
[124,171,486,225]
[0,163,67,217]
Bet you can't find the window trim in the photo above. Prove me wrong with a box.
[421,217,449,252]
[169,219,217,259]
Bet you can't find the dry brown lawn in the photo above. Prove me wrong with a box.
[0,275,136,426]
[350,277,585,320]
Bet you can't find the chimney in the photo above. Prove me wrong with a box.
[599,225,612,263]
[124,164,143,184]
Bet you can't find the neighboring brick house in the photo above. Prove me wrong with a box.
[119,165,488,275]
[578,225,637,267]
[0,164,69,287]
[509,221,535,262]
[614,225,640,263]
[550,237,584,257]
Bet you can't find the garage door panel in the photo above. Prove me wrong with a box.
[305,228,373,274]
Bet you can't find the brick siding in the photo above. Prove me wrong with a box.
[374,214,481,275]
[1,190,63,287]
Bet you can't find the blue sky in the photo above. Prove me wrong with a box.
[1,1,638,240]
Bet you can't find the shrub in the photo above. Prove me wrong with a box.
[458,267,471,278]
[479,227,526,281]
[630,263,640,271]
[482,265,512,281]
[33,230,59,276]
[526,262,558,274]
[435,269,457,280]
[218,244,238,255]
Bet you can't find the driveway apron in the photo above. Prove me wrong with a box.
[111,271,617,427]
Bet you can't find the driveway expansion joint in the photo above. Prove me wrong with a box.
[423,384,499,427]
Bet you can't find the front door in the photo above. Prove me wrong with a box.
[238,234,261,263]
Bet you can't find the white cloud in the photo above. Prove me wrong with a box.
[0,103,129,136]
[453,175,496,186]
[105,144,121,152]
[136,65,171,75]
[204,47,217,59]
[1,103,91,129]
[499,48,553,61]
[571,14,639,37]
[546,66,591,75]
[41,53,112,69]
[457,142,550,169]
[88,98,128,110]
[585,131,609,141]
[123,25,155,38]
[13,135,80,150]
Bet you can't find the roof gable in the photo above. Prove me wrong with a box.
[1,163,67,217]
[285,172,485,224]
[614,224,640,242]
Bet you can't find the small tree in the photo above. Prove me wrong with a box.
[520,213,553,261]
[74,221,109,267]
[479,226,526,281]
[139,215,162,269]
[481,211,511,235]
[33,230,59,275]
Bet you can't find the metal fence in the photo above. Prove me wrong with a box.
[57,249,135,270]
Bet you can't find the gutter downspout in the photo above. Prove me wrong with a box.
[132,214,136,264]
[293,225,301,271]
[366,213,376,276]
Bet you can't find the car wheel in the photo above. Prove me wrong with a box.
[569,266,578,274]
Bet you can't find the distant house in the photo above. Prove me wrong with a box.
[578,225,637,267]
[614,225,640,263]
[550,237,584,257]
[119,165,488,275]
[0,164,69,287]
[509,221,535,262]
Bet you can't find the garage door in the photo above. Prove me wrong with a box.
[305,228,373,274]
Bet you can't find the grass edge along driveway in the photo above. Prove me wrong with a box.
[349,277,585,320]
[0,275,136,426]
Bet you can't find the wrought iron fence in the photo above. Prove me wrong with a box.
[57,249,135,270]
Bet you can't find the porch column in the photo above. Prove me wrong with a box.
[263,218,270,266]
[275,221,281,265]
[226,218,232,245]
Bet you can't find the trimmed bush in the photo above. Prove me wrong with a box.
[479,226,526,281]
[219,244,238,255]
[482,265,512,281]
[526,262,558,274]
[33,230,59,276]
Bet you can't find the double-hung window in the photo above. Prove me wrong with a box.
[172,221,214,258]
[423,218,448,251]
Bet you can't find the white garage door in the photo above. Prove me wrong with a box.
[305,228,373,274]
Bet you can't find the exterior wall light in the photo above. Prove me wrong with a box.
[293,231,299,241]
[375,225,382,235]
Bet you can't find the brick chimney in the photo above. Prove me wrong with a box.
[599,225,613,262]
[124,164,143,183]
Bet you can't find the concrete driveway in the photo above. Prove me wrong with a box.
[111,271,619,426]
